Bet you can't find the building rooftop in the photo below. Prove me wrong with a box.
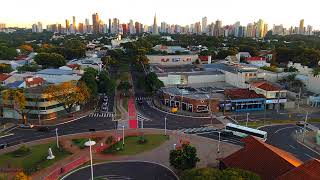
[204,63,258,74]
[225,88,265,100]
[6,81,24,88]
[251,81,283,91]
[276,159,320,180]
[36,69,74,75]
[245,57,266,61]
[161,86,225,100]
[0,74,12,82]
[221,136,303,180]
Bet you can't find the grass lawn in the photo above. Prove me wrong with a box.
[0,142,71,174]
[103,134,168,156]
[72,137,102,149]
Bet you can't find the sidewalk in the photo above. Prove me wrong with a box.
[8,129,242,179]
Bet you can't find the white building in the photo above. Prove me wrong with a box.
[147,55,198,66]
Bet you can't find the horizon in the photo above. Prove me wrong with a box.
[0,0,319,29]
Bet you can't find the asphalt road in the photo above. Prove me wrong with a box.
[260,124,320,161]
[63,161,178,180]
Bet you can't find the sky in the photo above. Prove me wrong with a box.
[0,0,319,29]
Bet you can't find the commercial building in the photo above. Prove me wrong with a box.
[147,55,198,66]
[1,86,80,121]
[223,88,266,112]
[244,57,268,67]
[159,86,224,113]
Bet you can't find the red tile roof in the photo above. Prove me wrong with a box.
[245,57,266,61]
[66,64,80,69]
[221,136,303,180]
[224,88,265,100]
[24,77,45,87]
[277,159,320,180]
[198,56,209,61]
[251,82,282,91]
[0,74,12,82]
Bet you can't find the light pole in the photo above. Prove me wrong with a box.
[89,138,94,180]
[246,113,249,127]
[122,125,125,147]
[302,112,308,143]
[55,128,59,149]
[217,131,221,153]
[164,115,167,136]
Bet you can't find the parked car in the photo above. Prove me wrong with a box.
[102,106,108,111]
[18,124,34,129]
[0,143,8,149]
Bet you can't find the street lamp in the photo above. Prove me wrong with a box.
[164,115,167,136]
[246,113,249,127]
[122,125,125,147]
[55,128,59,149]
[217,131,221,153]
[85,139,96,180]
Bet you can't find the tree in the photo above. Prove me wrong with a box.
[169,141,200,170]
[63,40,86,60]
[0,45,17,60]
[80,68,98,96]
[117,81,132,97]
[17,63,39,72]
[14,171,31,180]
[0,64,13,73]
[98,71,116,96]
[145,72,164,93]
[19,44,33,54]
[2,89,28,124]
[45,81,90,113]
[287,66,299,72]
[101,56,117,67]
[34,52,66,68]
[135,54,149,64]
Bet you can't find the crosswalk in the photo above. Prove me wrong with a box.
[89,112,115,118]
[177,127,217,134]
[137,113,152,122]
[135,97,152,101]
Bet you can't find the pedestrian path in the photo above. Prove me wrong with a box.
[137,113,152,122]
[135,97,152,101]
[117,120,129,129]
[89,112,115,118]
[177,127,217,134]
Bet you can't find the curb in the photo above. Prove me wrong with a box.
[60,160,180,180]
[35,113,91,127]
[0,133,14,139]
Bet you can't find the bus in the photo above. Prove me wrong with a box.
[224,123,267,141]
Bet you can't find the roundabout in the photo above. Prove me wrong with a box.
[61,161,179,180]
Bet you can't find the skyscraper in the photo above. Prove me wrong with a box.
[37,22,43,33]
[108,19,112,34]
[32,24,37,33]
[256,19,265,38]
[72,16,76,31]
[299,19,305,35]
[92,13,100,33]
[202,17,207,34]
[152,14,159,35]
[65,19,70,32]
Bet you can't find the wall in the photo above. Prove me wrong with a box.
[147,55,198,66]
[307,75,320,94]
[187,74,225,84]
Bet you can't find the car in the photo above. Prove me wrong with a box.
[138,100,143,105]
[102,106,108,111]
[0,143,8,149]
[103,96,108,102]
[296,121,307,127]
[37,126,50,132]
[18,124,34,129]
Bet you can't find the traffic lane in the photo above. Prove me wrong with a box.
[63,161,178,180]
[199,132,244,146]
[260,124,320,161]
[137,101,217,129]
[0,117,116,146]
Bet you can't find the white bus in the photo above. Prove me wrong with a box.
[224,123,267,141]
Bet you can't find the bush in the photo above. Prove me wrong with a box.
[170,141,200,170]
[137,136,148,144]
[11,146,31,157]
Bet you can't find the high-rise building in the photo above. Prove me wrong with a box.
[152,14,159,35]
[195,22,201,35]
[135,22,143,34]
[112,18,120,34]
[37,22,43,33]
[202,17,208,34]
[129,20,135,34]
[122,24,128,34]
[92,13,100,33]
[306,25,313,35]
[72,16,76,31]
[78,23,84,34]
[65,19,70,32]
[272,24,284,35]
[160,22,167,33]
[246,23,254,37]
[108,19,112,34]
[299,19,305,35]
[0,23,5,29]
[234,21,241,37]
[214,20,222,36]
[32,24,38,33]
[256,19,264,38]
[263,24,269,37]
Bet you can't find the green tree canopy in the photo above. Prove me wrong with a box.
[169,141,200,170]
[145,72,164,92]
[34,52,66,68]
[0,45,17,60]
[0,64,13,73]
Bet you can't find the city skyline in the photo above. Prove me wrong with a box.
[0,0,319,29]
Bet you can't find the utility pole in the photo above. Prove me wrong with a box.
[217,131,221,153]
[302,112,308,143]
[164,115,167,136]
[55,128,59,149]
[89,138,94,180]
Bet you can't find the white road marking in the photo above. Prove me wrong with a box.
[304,153,314,159]
[274,126,297,134]
[289,145,296,149]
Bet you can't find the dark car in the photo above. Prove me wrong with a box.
[0,143,8,149]
[37,126,50,132]
[138,100,143,105]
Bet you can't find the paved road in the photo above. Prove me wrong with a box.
[260,124,320,161]
[63,161,178,180]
